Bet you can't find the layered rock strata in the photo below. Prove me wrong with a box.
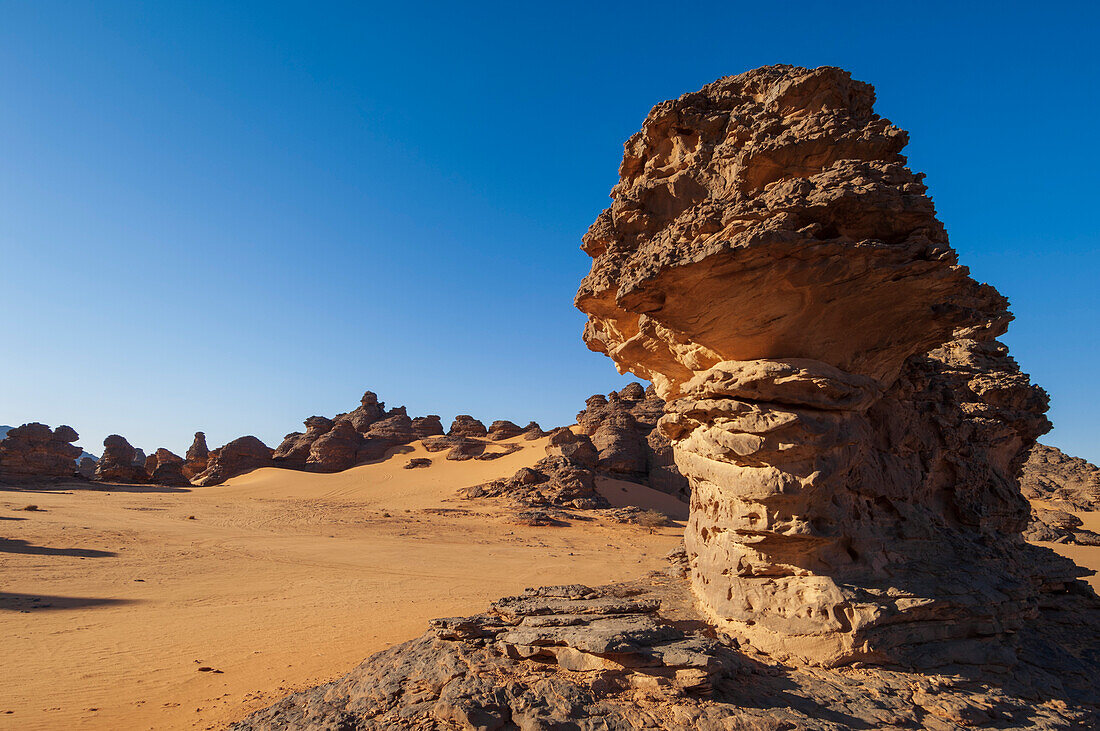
[574,65,1086,666]
[0,423,82,482]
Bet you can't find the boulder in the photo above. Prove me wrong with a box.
[146,448,189,486]
[338,391,387,434]
[0,423,82,482]
[192,436,273,486]
[307,421,362,471]
[273,416,334,468]
[545,428,598,470]
[448,415,487,438]
[411,415,445,439]
[94,434,146,483]
[522,421,547,440]
[487,420,524,441]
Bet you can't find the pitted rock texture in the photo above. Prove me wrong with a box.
[574,65,1078,667]
[94,434,147,483]
[233,571,1100,730]
[488,420,524,441]
[191,436,273,486]
[0,423,82,482]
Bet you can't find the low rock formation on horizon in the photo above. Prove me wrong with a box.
[94,434,147,483]
[0,423,81,482]
[192,436,274,486]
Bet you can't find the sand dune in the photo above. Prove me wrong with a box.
[0,437,685,730]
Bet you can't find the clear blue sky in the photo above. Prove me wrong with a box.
[1,2,1097,462]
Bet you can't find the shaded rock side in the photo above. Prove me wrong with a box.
[182,432,209,480]
[144,448,190,486]
[191,436,273,486]
[0,423,82,482]
[448,415,488,438]
[94,434,146,483]
[574,65,1080,667]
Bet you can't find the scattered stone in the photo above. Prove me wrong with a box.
[404,458,431,469]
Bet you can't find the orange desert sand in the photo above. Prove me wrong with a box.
[0,436,686,730]
[1,435,1095,731]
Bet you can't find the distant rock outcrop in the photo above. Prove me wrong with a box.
[94,434,147,483]
[145,448,190,486]
[0,423,82,482]
[192,436,273,487]
[448,415,487,438]
[487,420,523,441]
[183,432,210,480]
[1020,442,1100,510]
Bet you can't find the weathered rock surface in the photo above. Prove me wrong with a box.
[337,390,387,433]
[182,432,209,480]
[234,569,1100,730]
[487,420,524,441]
[1021,442,1100,511]
[573,64,1091,667]
[144,448,189,486]
[404,457,431,469]
[94,434,146,483]
[463,455,605,509]
[272,416,333,468]
[411,414,445,438]
[0,423,82,482]
[522,421,547,439]
[448,415,488,438]
[577,382,690,499]
[191,436,273,486]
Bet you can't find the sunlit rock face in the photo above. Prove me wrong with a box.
[575,65,1069,666]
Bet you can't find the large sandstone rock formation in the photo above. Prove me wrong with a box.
[574,65,1085,667]
[94,434,147,483]
[192,436,274,486]
[0,423,82,482]
[1020,442,1100,510]
[182,432,209,480]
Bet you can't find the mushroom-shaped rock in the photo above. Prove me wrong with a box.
[575,65,1064,667]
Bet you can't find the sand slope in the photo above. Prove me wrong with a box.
[0,437,684,730]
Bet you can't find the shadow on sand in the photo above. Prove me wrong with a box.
[0,481,192,494]
[0,538,117,558]
[0,592,134,612]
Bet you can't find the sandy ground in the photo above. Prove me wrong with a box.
[0,437,686,731]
